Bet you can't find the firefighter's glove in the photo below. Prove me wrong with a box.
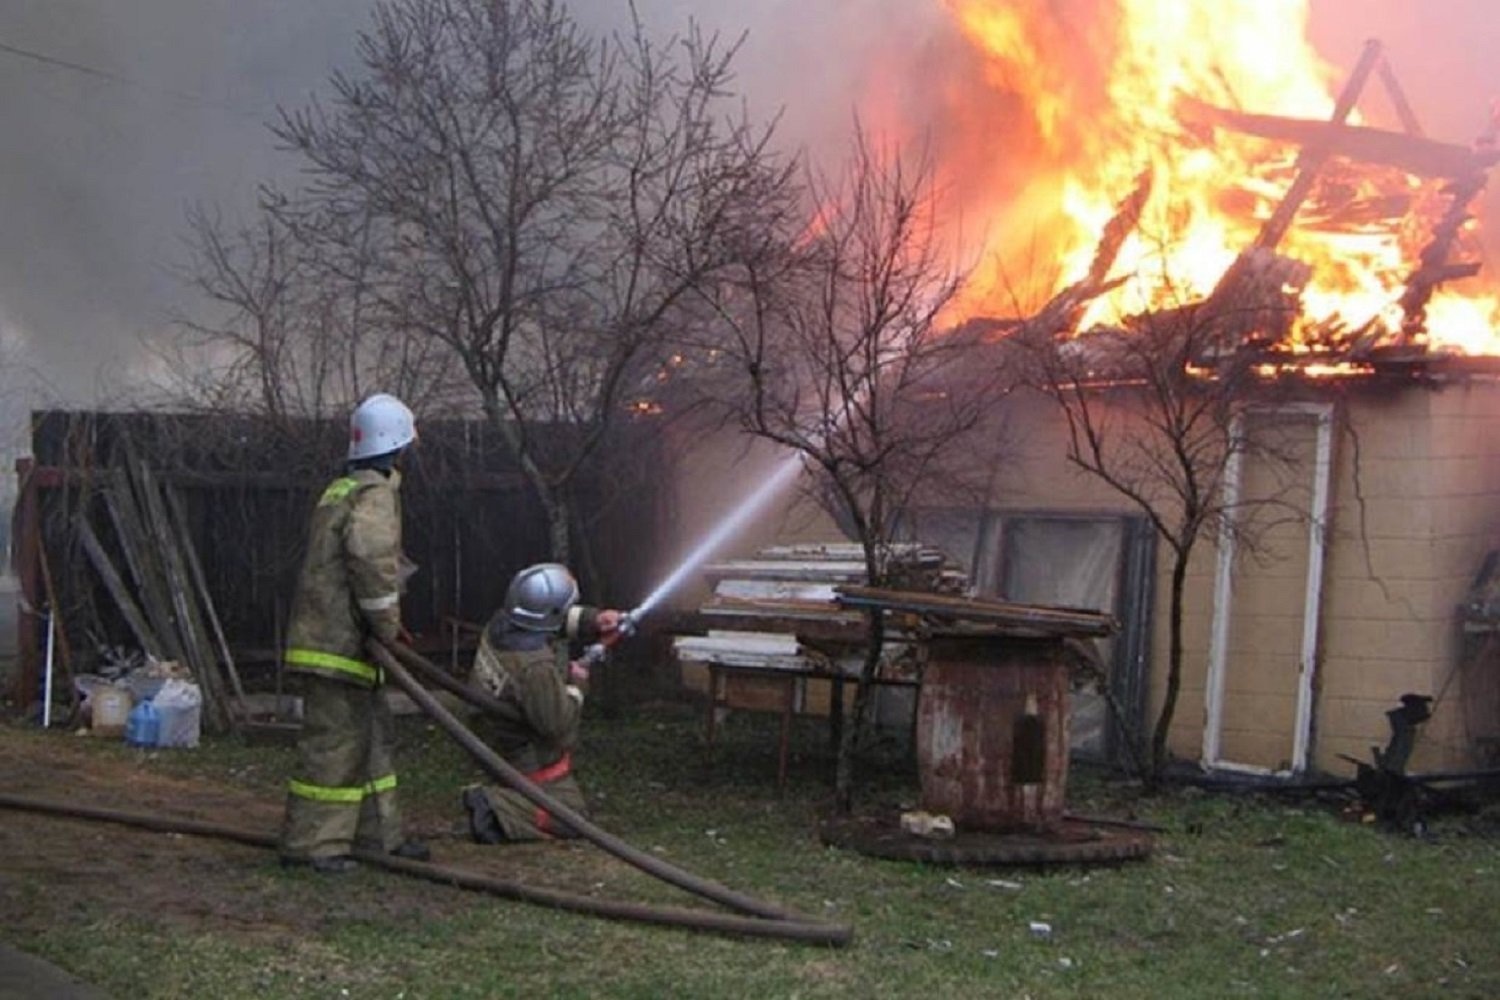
[369,618,402,644]
[595,609,624,636]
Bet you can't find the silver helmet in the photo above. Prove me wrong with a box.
[505,563,579,631]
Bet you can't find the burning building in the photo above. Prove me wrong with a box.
[935,3,1500,775]
[670,3,1500,777]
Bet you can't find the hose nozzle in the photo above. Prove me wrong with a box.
[580,608,642,667]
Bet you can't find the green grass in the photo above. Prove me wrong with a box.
[4,701,1499,999]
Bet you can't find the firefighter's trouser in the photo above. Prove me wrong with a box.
[470,753,586,842]
[281,674,404,859]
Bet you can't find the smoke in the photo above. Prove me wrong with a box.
[0,1,374,423]
[0,0,1494,428]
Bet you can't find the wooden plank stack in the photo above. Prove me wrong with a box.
[77,450,246,733]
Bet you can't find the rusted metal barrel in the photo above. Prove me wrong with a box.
[916,635,1071,832]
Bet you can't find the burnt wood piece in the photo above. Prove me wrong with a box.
[1197,247,1313,351]
[1299,193,1412,230]
[1398,171,1490,340]
[1376,58,1425,138]
[1023,171,1152,339]
[1178,98,1497,180]
[834,586,1117,638]
[1195,42,1384,350]
[1253,38,1384,252]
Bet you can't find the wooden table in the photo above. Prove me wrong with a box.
[702,661,919,790]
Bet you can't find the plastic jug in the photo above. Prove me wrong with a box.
[125,698,160,747]
[91,686,132,737]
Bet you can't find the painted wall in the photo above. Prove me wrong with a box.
[1319,382,1500,772]
[671,379,1500,774]
[990,381,1500,774]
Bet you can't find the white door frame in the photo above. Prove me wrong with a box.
[1202,402,1334,775]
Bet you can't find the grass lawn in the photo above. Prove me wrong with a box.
[2,700,1497,999]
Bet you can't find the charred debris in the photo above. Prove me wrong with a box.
[966,38,1500,385]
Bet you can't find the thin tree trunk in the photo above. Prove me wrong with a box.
[1150,549,1190,788]
[833,610,885,815]
[544,491,571,564]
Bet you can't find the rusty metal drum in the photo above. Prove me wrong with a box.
[916,635,1071,832]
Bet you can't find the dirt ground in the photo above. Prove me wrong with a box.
[0,720,624,952]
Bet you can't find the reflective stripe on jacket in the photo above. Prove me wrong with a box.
[285,469,404,687]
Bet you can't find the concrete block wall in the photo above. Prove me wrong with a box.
[995,383,1500,774]
[1316,385,1500,771]
[960,383,1500,773]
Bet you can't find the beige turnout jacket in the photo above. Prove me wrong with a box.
[285,469,404,686]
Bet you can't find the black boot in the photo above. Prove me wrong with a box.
[390,839,431,862]
[462,786,507,845]
[281,854,358,874]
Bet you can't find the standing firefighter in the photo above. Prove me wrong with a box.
[463,563,621,842]
[280,393,430,873]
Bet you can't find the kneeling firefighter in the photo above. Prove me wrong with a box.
[463,563,622,842]
[280,393,430,873]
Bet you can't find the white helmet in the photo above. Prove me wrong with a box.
[349,393,416,461]
[505,563,579,631]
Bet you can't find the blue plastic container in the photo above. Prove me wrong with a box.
[125,698,160,747]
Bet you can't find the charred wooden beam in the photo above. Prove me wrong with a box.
[1377,58,1425,138]
[1255,38,1384,252]
[1398,171,1489,340]
[1179,99,1496,180]
[1192,44,1383,353]
[1023,170,1153,339]
[1198,247,1312,351]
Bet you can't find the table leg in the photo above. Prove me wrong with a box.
[829,677,845,754]
[777,676,794,792]
[706,665,720,748]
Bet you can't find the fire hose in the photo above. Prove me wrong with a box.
[0,791,849,945]
[369,640,837,927]
[0,637,853,947]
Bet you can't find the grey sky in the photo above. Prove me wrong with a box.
[0,0,1494,436]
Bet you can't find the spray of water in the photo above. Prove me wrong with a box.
[629,449,805,621]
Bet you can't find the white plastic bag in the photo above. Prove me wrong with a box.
[153,678,202,748]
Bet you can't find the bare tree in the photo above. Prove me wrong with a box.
[1022,300,1309,785]
[700,129,1005,812]
[173,201,461,422]
[267,0,794,570]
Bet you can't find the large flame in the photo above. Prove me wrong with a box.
[930,0,1500,354]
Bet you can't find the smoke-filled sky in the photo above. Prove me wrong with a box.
[0,0,1496,440]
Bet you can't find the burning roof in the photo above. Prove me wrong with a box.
[929,2,1499,372]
